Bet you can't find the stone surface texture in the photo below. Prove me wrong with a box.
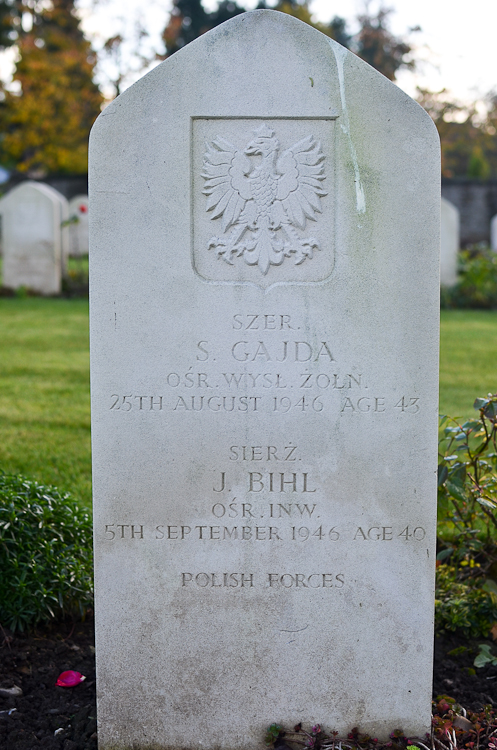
[68,195,89,257]
[441,197,459,286]
[89,11,440,750]
[0,181,68,294]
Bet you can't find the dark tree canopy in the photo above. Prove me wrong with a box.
[355,8,414,82]
[0,0,21,50]
[163,0,246,56]
[161,0,416,82]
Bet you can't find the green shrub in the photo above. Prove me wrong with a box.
[435,563,497,638]
[438,393,497,566]
[436,394,497,637]
[441,247,497,309]
[0,471,93,632]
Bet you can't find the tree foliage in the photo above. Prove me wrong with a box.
[163,0,246,57]
[417,88,497,179]
[161,0,415,82]
[355,7,415,82]
[0,0,102,175]
[0,0,22,50]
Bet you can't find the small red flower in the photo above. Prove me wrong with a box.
[56,670,86,687]
[79,204,88,214]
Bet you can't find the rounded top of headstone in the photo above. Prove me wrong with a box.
[441,196,459,220]
[91,8,437,143]
[0,180,67,206]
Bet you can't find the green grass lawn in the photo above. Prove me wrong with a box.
[439,310,497,419]
[0,298,91,507]
[0,301,495,510]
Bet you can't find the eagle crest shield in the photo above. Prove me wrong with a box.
[201,125,327,276]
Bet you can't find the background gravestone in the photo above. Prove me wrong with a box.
[441,197,459,286]
[90,11,440,749]
[68,195,89,257]
[0,181,67,294]
[490,213,497,251]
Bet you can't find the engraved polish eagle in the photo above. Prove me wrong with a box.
[201,125,327,275]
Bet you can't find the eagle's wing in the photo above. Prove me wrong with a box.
[275,136,327,229]
[201,138,252,232]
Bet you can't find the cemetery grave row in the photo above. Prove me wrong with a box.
[0,182,88,294]
[1,181,494,297]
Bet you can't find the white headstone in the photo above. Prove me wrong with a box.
[440,197,459,286]
[0,181,68,294]
[58,191,70,273]
[90,11,440,749]
[490,213,497,251]
[68,195,89,257]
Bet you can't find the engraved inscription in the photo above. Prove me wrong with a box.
[103,523,427,543]
[182,573,255,588]
[109,393,420,415]
[228,445,298,461]
[107,312,422,416]
[202,125,327,275]
[232,313,294,330]
[179,573,345,589]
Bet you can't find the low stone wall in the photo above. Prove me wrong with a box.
[442,179,497,246]
[1,175,88,202]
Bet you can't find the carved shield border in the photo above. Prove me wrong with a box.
[191,117,336,291]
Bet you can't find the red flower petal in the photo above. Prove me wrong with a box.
[56,670,86,687]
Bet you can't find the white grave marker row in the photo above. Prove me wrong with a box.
[440,197,459,287]
[68,195,89,257]
[0,181,68,295]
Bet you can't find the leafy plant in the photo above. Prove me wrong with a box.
[264,702,497,750]
[474,643,497,668]
[63,255,89,294]
[438,393,497,569]
[431,697,497,750]
[0,471,93,632]
[265,724,284,746]
[441,248,497,310]
[435,564,497,638]
[264,723,412,750]
[435,394,497,637]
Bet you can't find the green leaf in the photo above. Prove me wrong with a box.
[474,643,497,668]
[462,420,482,430]
[444,426,460,435]
[476,496,497,509]
[484,402,497,419]
[446,480,468,503]
[482,579,497,596]
[437,548,453,562]
[474,398,489,410]
[474,652,491,668]
[438,465,449,485]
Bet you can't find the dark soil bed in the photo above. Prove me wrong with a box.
[1,619,497,749]
[0,619,97,749]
